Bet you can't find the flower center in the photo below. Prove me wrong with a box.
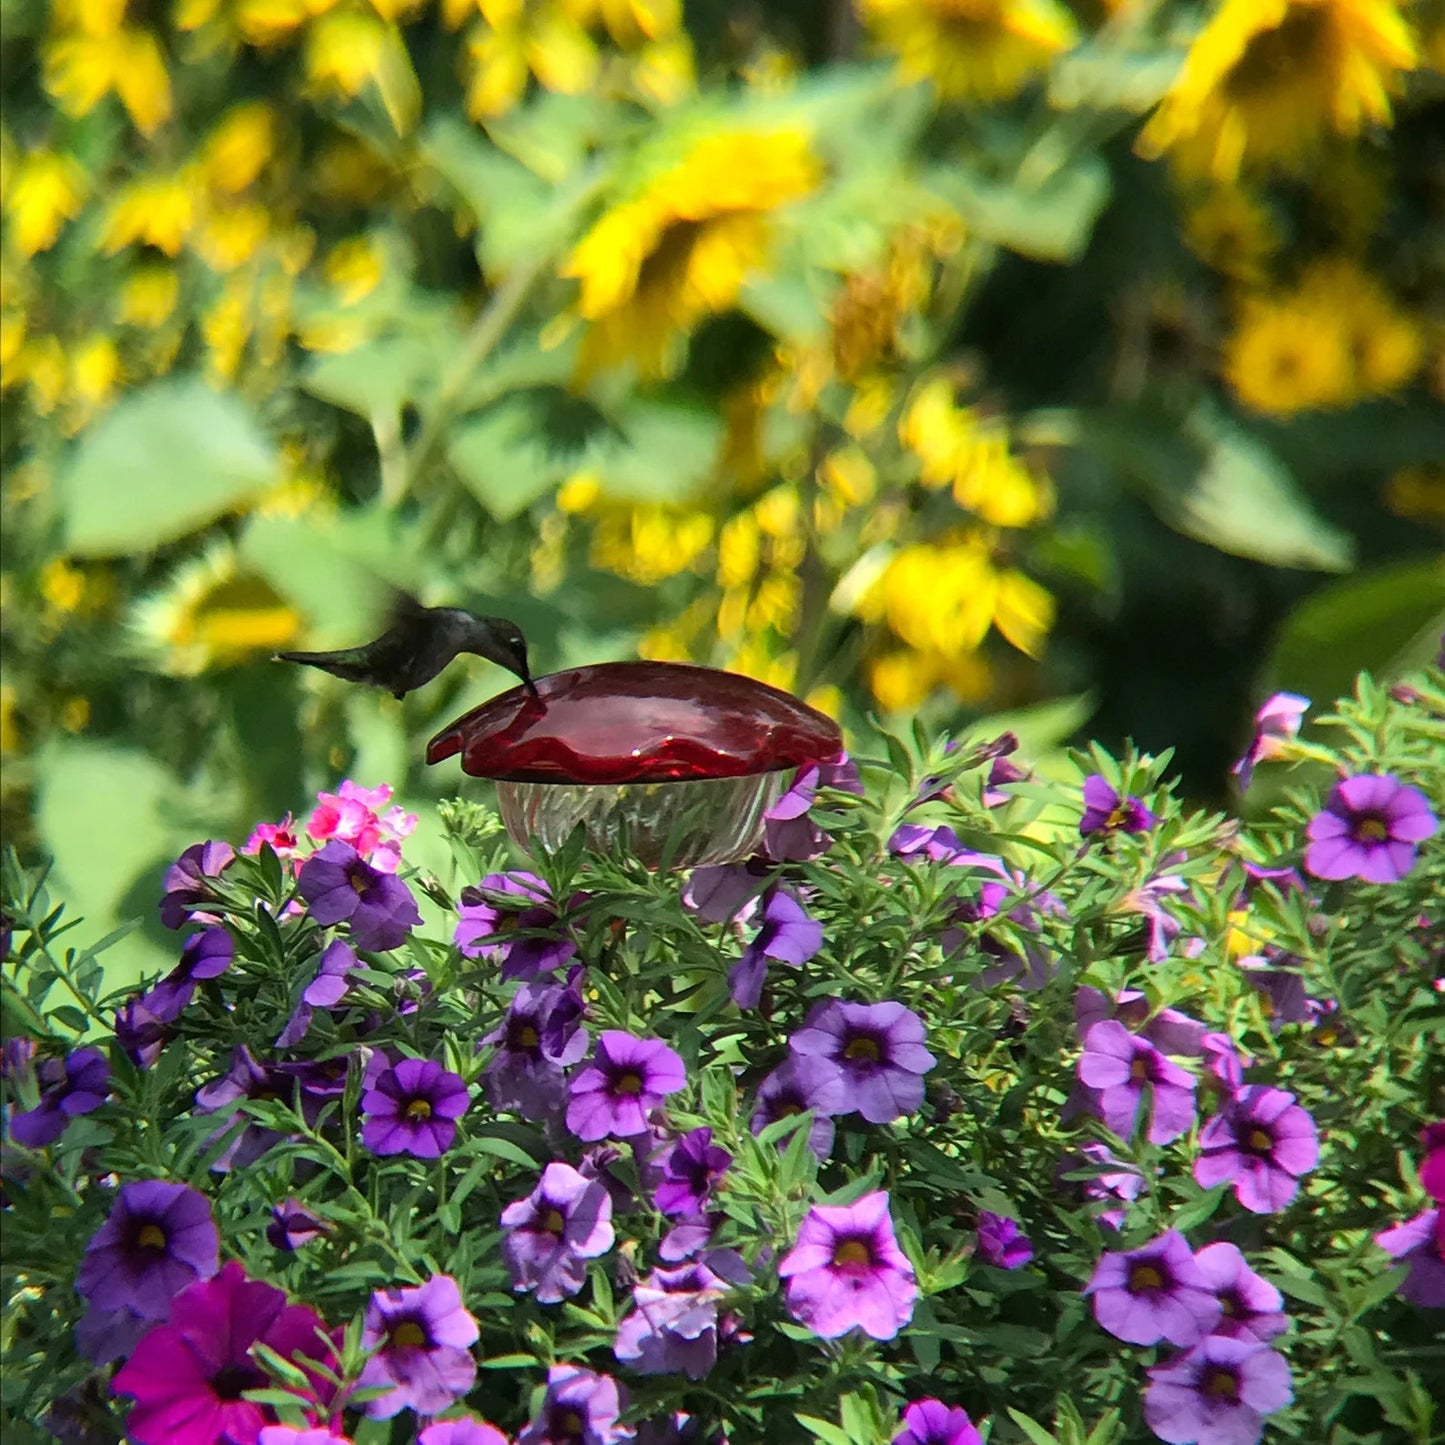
[614,1070,644,1096]
[136,1223,167,1251]
[1246,1127,1273,1152]
[1129,1056,1149,1082]
[558,1408,586,1435]
[832,1238,872,1268]
[390,1319,428,1349]
[843,1037,880,1063]
[1205,1366,1240,1401]
[405,1098,433,1120]
[1129,1264,1164,1293]
[209,1363,261,1402]
[636,219,706,298]
[1224,7,1328,101]
[541,1208,566,1235]
[777,1102,802,1117]
[1353,817,1389,843]
[1107,804,1130,828]
[349,868,370,895]
[518,1024,540,1049]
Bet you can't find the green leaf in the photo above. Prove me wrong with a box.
[447,399,568,521]
[58,378,277,556]
[585,399,722,502]
[1008,1409,1062,1445]
[302,336,441,419]
[794,1415,856,1445]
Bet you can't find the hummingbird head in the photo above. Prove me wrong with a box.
[467,616,537,697]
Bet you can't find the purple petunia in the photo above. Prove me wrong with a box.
[778,1190,918,1340]
[517,1364,630,1445]
[894,1398,983,1445]
[1233,692,1309,791]
[937,853,1059,991]
[566,1031,687,1141]
[456,871,578,981]
[1194,1242,1287,1343]
[682,862,768,924]
[1375,1207,1445,1308]
[613,1259,735,1379]
[975,1211,1032,1270]
[1077,1019,1197,1146]
[111,1260,332,1445]
[158,840,235,930]
[762,756,863,862]
[267,1198,331,1252]
[751,1054,847,1159]
[789,999,936,1125]
[1079,775,1157,837]
[1194,1085,1319,1214]
[482,972,589,1121]
[1144,1335,1292,1445]
[501,1161,615,1303]
[297,840,422,952]
[1058,1141,1148,1231]
[361,1056,470,1158]
[9,1046,110,1149]
[257,1428,353,1444]
[1236,950,1327,1031]
[728,886,823,1010]
[146,926,235,1019]
[113,996,170,1069]
[277,939,361,1048]
[1304,773,1438,884]
[1084,1230,1221,1347]
[194,1045,310,1171]
[357,1274,479,1418]
[419,1420,509,1445]
[655,1128,732,1218]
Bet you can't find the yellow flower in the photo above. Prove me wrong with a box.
[18,335,68,414]
[112,28,174,136]
[116,265,181,328]
[1180,184,1281,282]
[6,152,87,256]
[0,684,18,756]
[323,235,384,304]
[193,204,271,272]
[304,10,418,130]
[0,312,24,374]
[631,34,696,105]
[236,0,313,46]
[562,128,820,377]
[203,283,252,382]
[1383,463,1445,522]
[203,102,277,193]
[69,334,122,413]
[589,501,715,584]
[1138,0,1419,180]
[40,558,87,615]
[99,173,197,256]
[1223,292,1354,415]
[464,0,599,118]
[716,511,762,589]
[312,137,391,205]
[859,0,1078,104]
[130,544,304,675]
[867,647,992,712]
[44,27,173,136]
[1300,257,1423,395]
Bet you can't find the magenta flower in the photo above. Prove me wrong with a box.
[566,1030,687,1141]
[1233,692,1308,790]
[778,1190,918,1340]
[482,972,589,1122]
[1084,1231,1221,1346]
[1375,1207,1445,1308]
[111,1260,331,1445]
[357,1274,479,1418]
[456,871,578,981]
[751,1054,847,1159]
[1194,1085,1319,1214]
[894,1399,982,1445]
[9,1045,110,1149]
[1421,1121,1445,1204]
[728,886,823,1009]
[1304,773,1438,883]
[655,1128,732,1218]
[419,1421,509,1445]
[501,1161,615,1303]
[297,839,422,952]
[613,1260,733,1379]
[789,999,936,1125]
[158,840,235,929]
[518,1364,629,1445]
[361,1057,470,1158]
[1079,775,1156,836]
[244,813,302,863]
[1078,1020,1197,1145]
[1144,1335,1292,1445]
[306,779,416,872]
[1194,1242,1287,1343]
[975,1211,1032,1270]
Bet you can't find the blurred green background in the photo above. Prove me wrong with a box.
[2,0,1443,987]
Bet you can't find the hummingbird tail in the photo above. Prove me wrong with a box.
[273,650,368,683]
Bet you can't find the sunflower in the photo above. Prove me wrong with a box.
[858,0,1078,104]
[561,127,820,377]
[1222,293,1356,415]
[1180,184,1281,282]
[1138,0,1419,180]
[1299,257,1424,396]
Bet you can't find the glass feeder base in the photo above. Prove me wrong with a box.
[495,772,788,869]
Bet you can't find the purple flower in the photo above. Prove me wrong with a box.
[1057,1142,1148,1230]
[1194,1242,1287,1343]
[419,1421,509,1445]
[112,1260,332,1445]
[1200,1032,1249,1091]
[894,1399,982,1445]
[655,1127,732,1217]
[981,732,1026,807]
[1121,873,1189,962]
[1077,1019,1197,1145]
[114,996,170,1068]
[889,823,966,863]
[1304,773,1438,883]
[1236,952,1326,1030]
[158,840,235,929]
[258,1430,352,1445]
[635,1413,726,1445]
[975,1211,1032,1270]
[1375,1207,1445,1308]
[614,1260,734,1379]
[268,1198,331,1252]
[1144,1335,1292,1445]
[778,1190,918,1340]
[517,1364,630,1445]
[1075,987,1205,1058]
[566,1031,687,1141]
[277,939,361,1047]
[483,973,589,1121]
[789,999,936,1125]
[1233,693,1309,790]
[297,839,421,951]
[1079,775,1157,836]
[1194,1085,1319,1214]
[683,863,767,923]
[728,886,822,1009]
[361,1057,470,1158]
[1084,1230,1221,1346]
[195,1045,307,1171]
[501,1162,615,1303]
[762,756,862,861]
[751,1054,847,1159]
[8,1046,110,1149]
[77,1180,219,1322]
[938,855,1058,991]
[147,926,235,1018]
[357,1274,479,1419]
[456,871,578,981]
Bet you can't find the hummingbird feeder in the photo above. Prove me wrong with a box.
[426,661,843,868]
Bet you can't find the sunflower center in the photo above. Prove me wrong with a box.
[843,1037,881,1063]
[391,1320,428,1349]
[832,1238,872,1268]
[1224,7,1330,100]
[541,1208,566,1235]
[636,219,705,297]
[1247,1127,1273,1152]
[405,1098,433,1120]
[1353,817,1389,843]
[517,1024,540,1049]
[1129,1264,1164,1292]
[614,1070,644,1096]
[136,1223,168,1251]
[1205,1366,1240,1401]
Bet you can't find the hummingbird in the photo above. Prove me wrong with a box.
[274,594,538,701]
